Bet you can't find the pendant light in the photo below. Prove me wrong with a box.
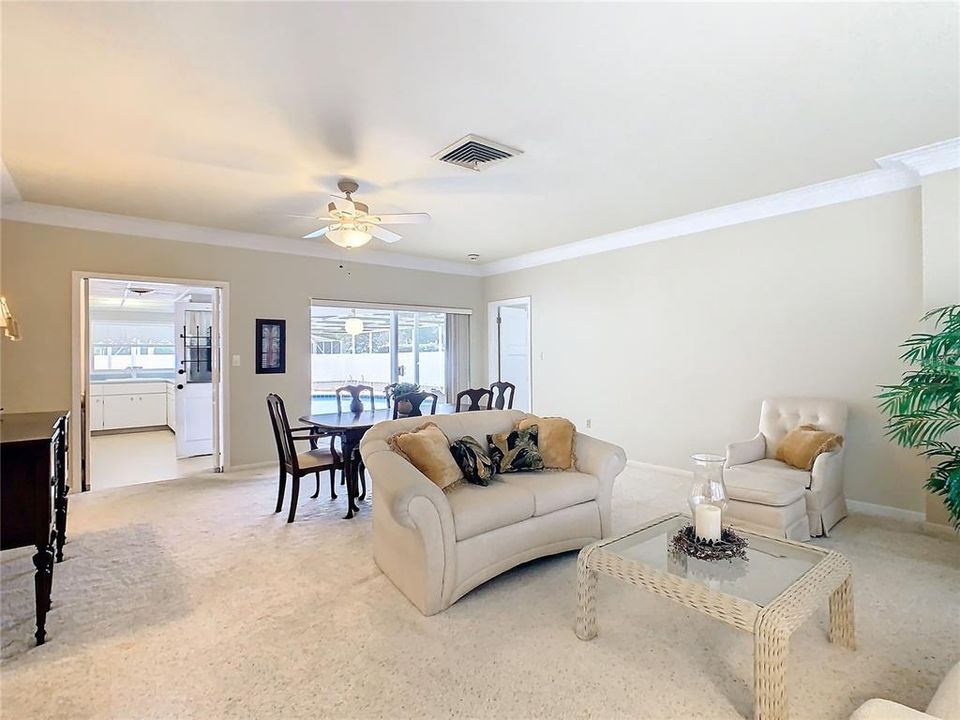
[344,311,364,336]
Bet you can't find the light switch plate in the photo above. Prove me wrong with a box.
[232,354,241,367]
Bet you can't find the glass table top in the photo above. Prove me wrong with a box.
[602,515,827,607]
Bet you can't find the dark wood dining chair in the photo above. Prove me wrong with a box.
[266,394,342,523]
[455,388,494,412]
[392,391,439,419]
[335,384,375,413]
[490,381,516,410]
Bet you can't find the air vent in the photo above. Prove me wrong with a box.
[433,134,522,171]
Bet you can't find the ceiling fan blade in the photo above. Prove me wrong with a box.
[366,212,431,225]
[287,213,324,220]
[369,225,402,243]
[302,225,332,239]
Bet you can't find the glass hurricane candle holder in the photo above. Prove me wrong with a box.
[688,453,728,542]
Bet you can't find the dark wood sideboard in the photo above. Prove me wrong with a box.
[0,411,70,645]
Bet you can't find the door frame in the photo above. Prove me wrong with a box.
[71,271,231,491]
[487,296,532,411]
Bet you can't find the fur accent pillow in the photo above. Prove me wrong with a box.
[517,415,576,470]
[775,424,844,471]
[488,425,544,474]
[388,422,463,490]
[449,435,494,486]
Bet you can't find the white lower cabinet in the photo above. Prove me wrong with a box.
[98,384,169,430]
[166,386,176,431]
[89,396,105,431]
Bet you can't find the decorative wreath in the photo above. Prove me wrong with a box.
[670,524,749,562]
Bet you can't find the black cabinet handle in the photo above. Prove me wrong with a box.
[176,384,184,390]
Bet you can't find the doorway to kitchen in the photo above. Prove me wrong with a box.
[488,297,532,412]
[73,275,227,492]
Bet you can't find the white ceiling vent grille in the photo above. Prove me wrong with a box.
[433,134,522,171]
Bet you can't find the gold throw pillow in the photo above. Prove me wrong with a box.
[388,422,463,490]
[517,415,576,470]
[775,424,843,471]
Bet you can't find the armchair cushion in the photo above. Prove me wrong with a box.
[775,424,844,471]
[517,415,576,470]
[725,466,807,507]
[388,422,463,490]
[446,478,535,541]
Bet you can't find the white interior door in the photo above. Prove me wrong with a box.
[490,300,531,412]
[175,300,214,458]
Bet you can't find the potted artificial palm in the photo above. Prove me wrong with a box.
[878,305,960,530]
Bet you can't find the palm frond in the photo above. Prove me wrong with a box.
[878,304,960,530]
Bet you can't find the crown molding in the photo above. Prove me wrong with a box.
[875,137,960,177]
[479,165,920,276]
[0,201,482,277]
[1,138,955,279]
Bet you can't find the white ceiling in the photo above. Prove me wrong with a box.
[2,3,958,263]
[88,279,210,313]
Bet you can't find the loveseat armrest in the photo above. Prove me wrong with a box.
[575,433,627,482]
[849,699,934,720]
[726,433,766,467]
[575,433,626,538]
[361,448,453,531]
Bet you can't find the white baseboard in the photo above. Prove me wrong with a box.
[846,499,924,523]
[628,460,942,528]
[626,459,692,479]
[224,461,274,473]
[921,521,959,540]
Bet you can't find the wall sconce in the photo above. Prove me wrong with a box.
[0,296,21,341]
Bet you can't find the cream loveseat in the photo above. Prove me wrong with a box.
[360,410,627,615]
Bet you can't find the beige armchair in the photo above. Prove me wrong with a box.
[849,662,959,720]
[725,398,848,540]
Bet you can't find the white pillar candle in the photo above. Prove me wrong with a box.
[694,504,722,542]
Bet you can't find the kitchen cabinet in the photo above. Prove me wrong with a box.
[89,396,105,431]
[92,381,170,431]
[166,384,176,431]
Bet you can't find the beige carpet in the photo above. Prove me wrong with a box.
[1,465,957,720]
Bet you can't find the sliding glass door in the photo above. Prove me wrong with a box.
[310,303,467,414]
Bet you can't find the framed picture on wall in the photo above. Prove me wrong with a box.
[256,319,286,374]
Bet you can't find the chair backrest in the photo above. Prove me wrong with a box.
[758,397,848,458]
[266,393,299,473]
[336,384,375,413]
[455,388,493,412]
[490,381,516,410]
[393,391,439,419]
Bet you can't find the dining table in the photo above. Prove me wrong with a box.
[299,404,455,519]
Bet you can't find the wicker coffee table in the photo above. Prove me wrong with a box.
[576,513,855,720]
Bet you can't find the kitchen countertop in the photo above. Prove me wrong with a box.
[90,378,175,385]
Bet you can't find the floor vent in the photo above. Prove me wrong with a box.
[433,134,522,171]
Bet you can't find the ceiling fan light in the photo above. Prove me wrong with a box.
[325,225,372,249]
[344,317,364,336]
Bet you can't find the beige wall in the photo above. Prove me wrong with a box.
[0,221,485,467]
[919,169,960,525]
[485,190,930,512]
[921,169,960,310]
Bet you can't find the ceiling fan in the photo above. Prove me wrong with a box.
[297,179,430,249]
